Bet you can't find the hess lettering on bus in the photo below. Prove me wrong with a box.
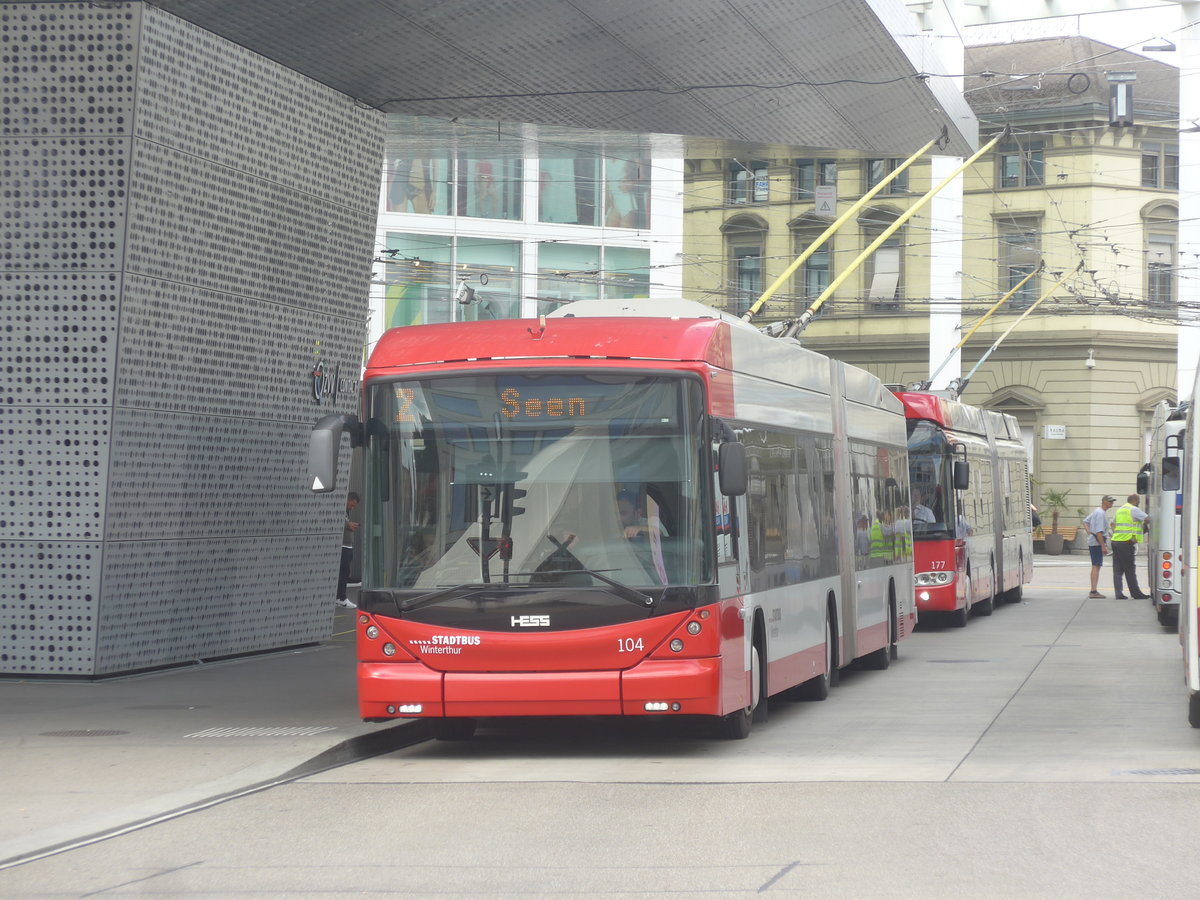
[500,388,585,419]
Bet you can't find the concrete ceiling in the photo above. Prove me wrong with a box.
[144,0,977,157]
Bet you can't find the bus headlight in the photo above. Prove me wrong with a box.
[915,571,954,586]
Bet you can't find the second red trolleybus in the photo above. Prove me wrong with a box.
[309,300,914,739]
[892,391,1033,626]
[1137,399,1186,627]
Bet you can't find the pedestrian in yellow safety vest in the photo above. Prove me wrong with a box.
[1110,493,1150,600]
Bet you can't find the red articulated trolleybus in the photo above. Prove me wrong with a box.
[308,300,913,740]
[892,391,1033,626]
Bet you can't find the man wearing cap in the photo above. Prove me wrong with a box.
[1111,493,1151,600]
[1083,495,1115,598]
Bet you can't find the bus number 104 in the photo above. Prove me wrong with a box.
[617,638,645,653]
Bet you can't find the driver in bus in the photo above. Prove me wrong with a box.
[617,490,668,540]
[910,487,936,525]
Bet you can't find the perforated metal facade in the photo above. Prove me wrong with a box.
[1,2,383,676]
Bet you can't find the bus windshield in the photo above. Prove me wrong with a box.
[906,420,956,541]
[363,372,711,597]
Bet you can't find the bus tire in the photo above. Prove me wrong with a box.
[860,596,895,671]
[1190,692,1200,729]
[721,637,762,739]
[1157,605,1178,627]
[977,565,995,617]
[795,607,836,700]
[950,576,970,627]
[434,718,477,741]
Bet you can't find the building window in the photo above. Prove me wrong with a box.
[537,243,601,314]
[733,247,763,315]
[791,226,831,308]
[456,156,522,219]
[998,218,1042,306]
[383,233,520,326]
[860,208,903,309]
[1141,142,1180,189]
[864,158,908,193]
[1144,202,1178,308]
[604,157,651,229]
[728,160,769,204]
[539,155,601,226]
[998,141,1044,188]
[386,154,452,214]
[795,158,837,199]
[603,246,652,299]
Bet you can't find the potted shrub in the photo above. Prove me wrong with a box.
[1040,488,1072,555]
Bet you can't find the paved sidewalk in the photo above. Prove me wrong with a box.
[0,604,426,868]
[0,554,1115,869]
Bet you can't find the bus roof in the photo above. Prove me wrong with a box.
[368,316,736,373]
[893,390,1021,442]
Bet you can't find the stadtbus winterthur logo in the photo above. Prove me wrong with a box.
[310,340,357,406]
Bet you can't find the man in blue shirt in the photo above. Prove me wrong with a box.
[1083,495,1114,598]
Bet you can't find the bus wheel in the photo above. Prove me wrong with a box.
[977,568,995,617]
[795,611,835,700]
[1158,606,1178,628]
[950,579,970,627]
[720,641,760,739]
[434,718,477,741]
[860,601,894,671]
[1189,692,1200,729]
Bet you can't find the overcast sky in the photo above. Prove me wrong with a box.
[964,6,1186,62]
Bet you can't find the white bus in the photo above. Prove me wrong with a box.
[1137,400,1186,627]
[1177,388,1200,727]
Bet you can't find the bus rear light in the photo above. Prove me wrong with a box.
[669,639,684,652]
[382,642,397,656]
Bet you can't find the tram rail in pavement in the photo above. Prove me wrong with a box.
[0,599,428,869]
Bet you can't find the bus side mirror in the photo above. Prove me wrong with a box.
[719,441,747,497]
[1136,464,1150,496]
[953,459,969,491]
[308,413,361,493]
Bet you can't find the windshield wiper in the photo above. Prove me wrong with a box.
[527,536,657,609]
[397,582,515,613]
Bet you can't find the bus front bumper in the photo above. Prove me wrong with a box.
[359,657,723,720]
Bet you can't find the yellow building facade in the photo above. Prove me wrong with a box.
[682,38,1180,536]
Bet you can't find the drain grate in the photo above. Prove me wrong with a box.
[1116,768,1200,776]
[40,729,130,737]
[184,726,337,738]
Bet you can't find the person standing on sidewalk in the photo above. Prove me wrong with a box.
[1111,493,1150,600]
[336,492,360,608]
[1083,495,1114,598]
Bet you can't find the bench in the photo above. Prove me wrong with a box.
[1037,525,1080,553]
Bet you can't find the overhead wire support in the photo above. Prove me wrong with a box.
[947,261,1083,398]
[920,262,1044,390]
[783,125,1013,339]
[742,125,950,325]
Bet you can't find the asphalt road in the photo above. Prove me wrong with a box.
[3,559,1198,898]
